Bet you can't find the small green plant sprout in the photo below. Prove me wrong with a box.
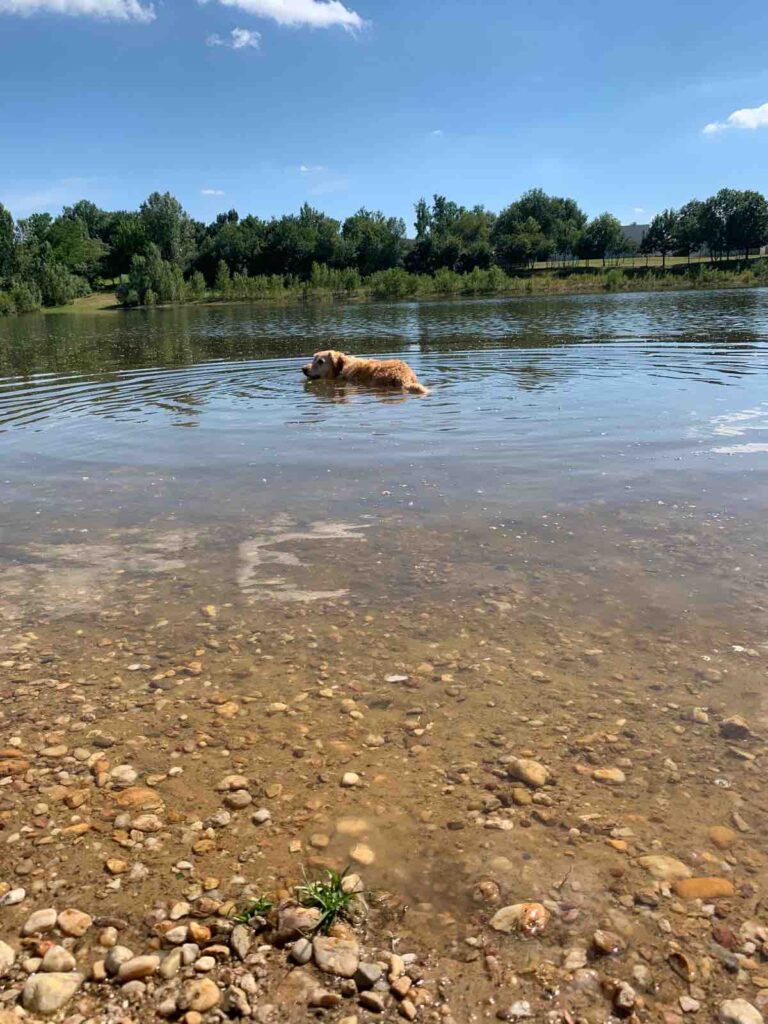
[233,894,274,925]
[296,866,359,934]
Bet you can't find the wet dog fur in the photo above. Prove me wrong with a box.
[302,350,428,395]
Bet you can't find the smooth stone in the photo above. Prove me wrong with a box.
[719,1000,763,1024]
[224,790,252,809]
[719,717,751,740]
[508,758,549,789]
[350,843,375,865]
[22,972,84,1015]
[178,977,222,1012]
[110,764,138,786]
[131,813,163,832]
[354,962,383,990]
[41,946,76,973]
[104,945,135,975]
[0,940,16,978]
[0,888,26,907]
[313,936,360,978]
[593,767,626,785]
[22,908,58,935]
[674,877,736,900]
[359,991,385,1013]
[252,808,271,825]
[490,902,550,936]
[230,924,252,960]
[290,938,313,965]
[710,826,738,850]
[117,954,160,981]
[169,901,191,920]
[274,903,323,945]
[563,948,588,971]
[341,772,361,788]
[57,909,93,937]
[636,855,691,881]
[160,948,183,979]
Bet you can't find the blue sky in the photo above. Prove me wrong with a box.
[1,0,767,229]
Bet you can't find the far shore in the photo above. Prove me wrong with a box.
[36,259,768,317]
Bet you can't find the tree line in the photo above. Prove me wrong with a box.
[1,186,767,315]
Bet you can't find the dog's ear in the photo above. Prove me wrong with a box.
[332,352,345,377]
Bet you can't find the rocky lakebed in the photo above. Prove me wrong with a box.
[1,572,768,1024]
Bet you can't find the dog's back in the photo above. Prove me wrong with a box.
[343,357,429,395]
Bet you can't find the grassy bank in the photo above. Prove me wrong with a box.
[36,258,768,316]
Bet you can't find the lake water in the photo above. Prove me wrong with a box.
[3,288,768,624]
[1,289,768,1019]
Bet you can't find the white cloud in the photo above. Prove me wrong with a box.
[633,207,645,215]
[299,164,325,173]
[430,129,443,136]
[202,0,366,31]
[0,0,154,21]
[206,25,260,47]
[703,101,768,135]
[201,188,226,196]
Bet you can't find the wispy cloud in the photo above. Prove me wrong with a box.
[703,100,768,135]
[297,163,347,196]
[430,129,444,136]
[0,177,97,217]
[633,207,646,215]
[0,0,154,21]
[201,188,226,196]
[206,26,260,48]
[200,0,366,31]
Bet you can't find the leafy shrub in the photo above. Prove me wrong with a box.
[367,267,419,299]
[603,268,625,291]
[9,280,42,313]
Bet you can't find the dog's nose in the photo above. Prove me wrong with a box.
[302,366,310,377]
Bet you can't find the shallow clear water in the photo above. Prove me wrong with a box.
[2,289,768,613]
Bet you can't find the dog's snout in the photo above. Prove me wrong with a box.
[302,365,311,377]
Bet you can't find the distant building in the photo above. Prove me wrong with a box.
[621,223,649,249]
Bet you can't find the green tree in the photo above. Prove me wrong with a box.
[726,190,768,258]
[493,216,548,269]
[578,213,625,266]
[640,209,679,268]
[48,217,106,280]
[214,259,231,295]
[139,192,196,267]
[408,195,495,273]
[700,190,738,259]
[0,203,14,283]
[492,189,586,265]
[101,212,147,280]
[342,209,406,276]
[674,200,705,261]
[61,200,109,240]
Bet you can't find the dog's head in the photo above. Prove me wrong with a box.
[302,350,346,381]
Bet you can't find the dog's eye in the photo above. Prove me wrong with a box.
[317,358,325,365]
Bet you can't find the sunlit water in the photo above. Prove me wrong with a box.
[2,289,768,623]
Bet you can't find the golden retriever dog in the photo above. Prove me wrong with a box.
[302,350,428,395]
